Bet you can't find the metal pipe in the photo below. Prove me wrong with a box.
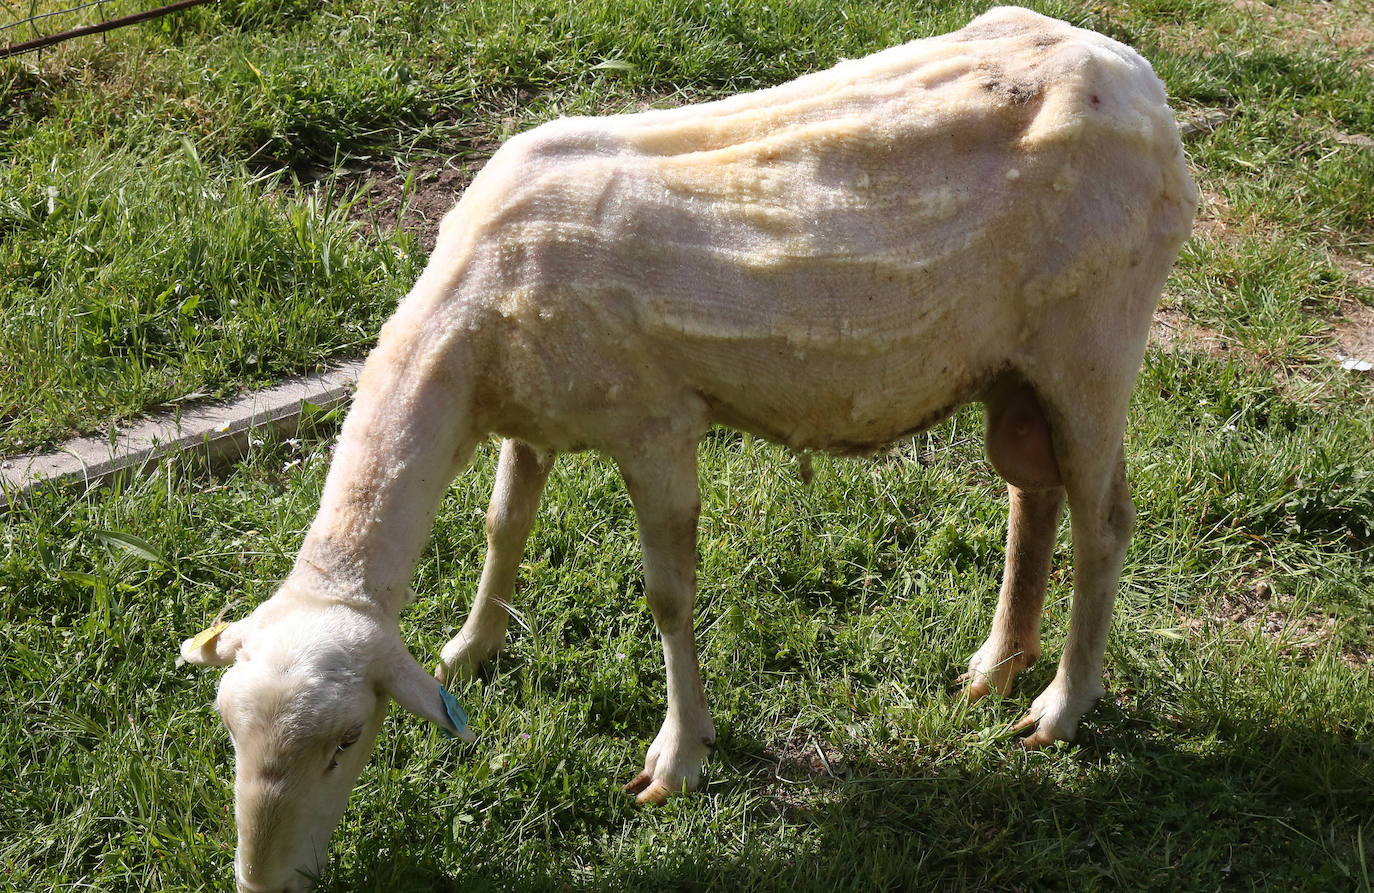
[1,0,214,60]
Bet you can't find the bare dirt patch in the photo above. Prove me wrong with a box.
[1237,0,1315,35]
[1334,24,1374,66]
[1189,187,1237,244]
[753,735,850,814]
[1335,255,1374,292]
[1151,305,1232,356]
[1223,0,1374,71]
[1265,0,1374,67]
[340,147,496,253]
[1183,579,1367,670]
[1332,300,1374,368]
[1296,1,1374,67]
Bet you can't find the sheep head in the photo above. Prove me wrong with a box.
[181,599,466,892]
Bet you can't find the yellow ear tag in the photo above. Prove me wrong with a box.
[189,621,231,651]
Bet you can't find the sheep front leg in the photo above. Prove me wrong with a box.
[616,441,716,805]
[437,439,554,685]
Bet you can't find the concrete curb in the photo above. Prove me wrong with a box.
[1,359,365,510]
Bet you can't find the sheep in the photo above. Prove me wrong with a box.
[180,7,1197,890]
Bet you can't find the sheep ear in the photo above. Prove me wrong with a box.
[180,619,244,666]
[386,647,476,742]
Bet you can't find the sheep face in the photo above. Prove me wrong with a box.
[219,656,383,890]
[183,601,462,892]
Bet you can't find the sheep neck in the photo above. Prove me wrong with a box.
[293,334,476,619]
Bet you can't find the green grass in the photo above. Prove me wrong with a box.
[0,140,420,451]
[2,366,1372,890]
[2,0,1374,890]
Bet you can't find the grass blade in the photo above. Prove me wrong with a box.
[91,528,170,566]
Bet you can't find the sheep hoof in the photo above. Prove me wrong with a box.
[624,716,713,805]
[957,646,1037,703]
[435,632,502,685]
[1018,725,1064,750]
[1010,677,1104,748]
[1012,710,1070,749]
[434,655,482,687]
[624,773,676,806]
[955,672,996,703]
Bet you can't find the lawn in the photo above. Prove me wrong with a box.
[2,0,1373,891]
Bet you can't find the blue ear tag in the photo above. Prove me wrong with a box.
[438,685,477,743]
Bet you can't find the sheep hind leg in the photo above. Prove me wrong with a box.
[1013,444,1135,750]
[959,380,1064,701]
[1004,267,1159,747]
[436,439,554,685]
[958,485,1064,701]
[615,439,716,805]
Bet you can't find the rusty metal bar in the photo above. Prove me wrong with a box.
[1,0,115,35]
[0,0,213,60]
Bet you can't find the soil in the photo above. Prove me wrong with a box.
[1188,187,1236,245]
[753,735,849,814]
[1232,0,1374,69]
[1182,578,1367,670]
[341,148,495,253]
[1333,301,1374,366]
[1151,305,1232,357]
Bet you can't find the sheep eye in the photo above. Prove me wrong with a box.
[337,730,361,753]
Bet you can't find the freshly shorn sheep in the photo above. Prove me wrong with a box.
[183,7,1196,890]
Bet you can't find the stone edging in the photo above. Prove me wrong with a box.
[0,359,365,510]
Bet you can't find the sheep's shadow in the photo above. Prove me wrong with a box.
[322,692,1374,892]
